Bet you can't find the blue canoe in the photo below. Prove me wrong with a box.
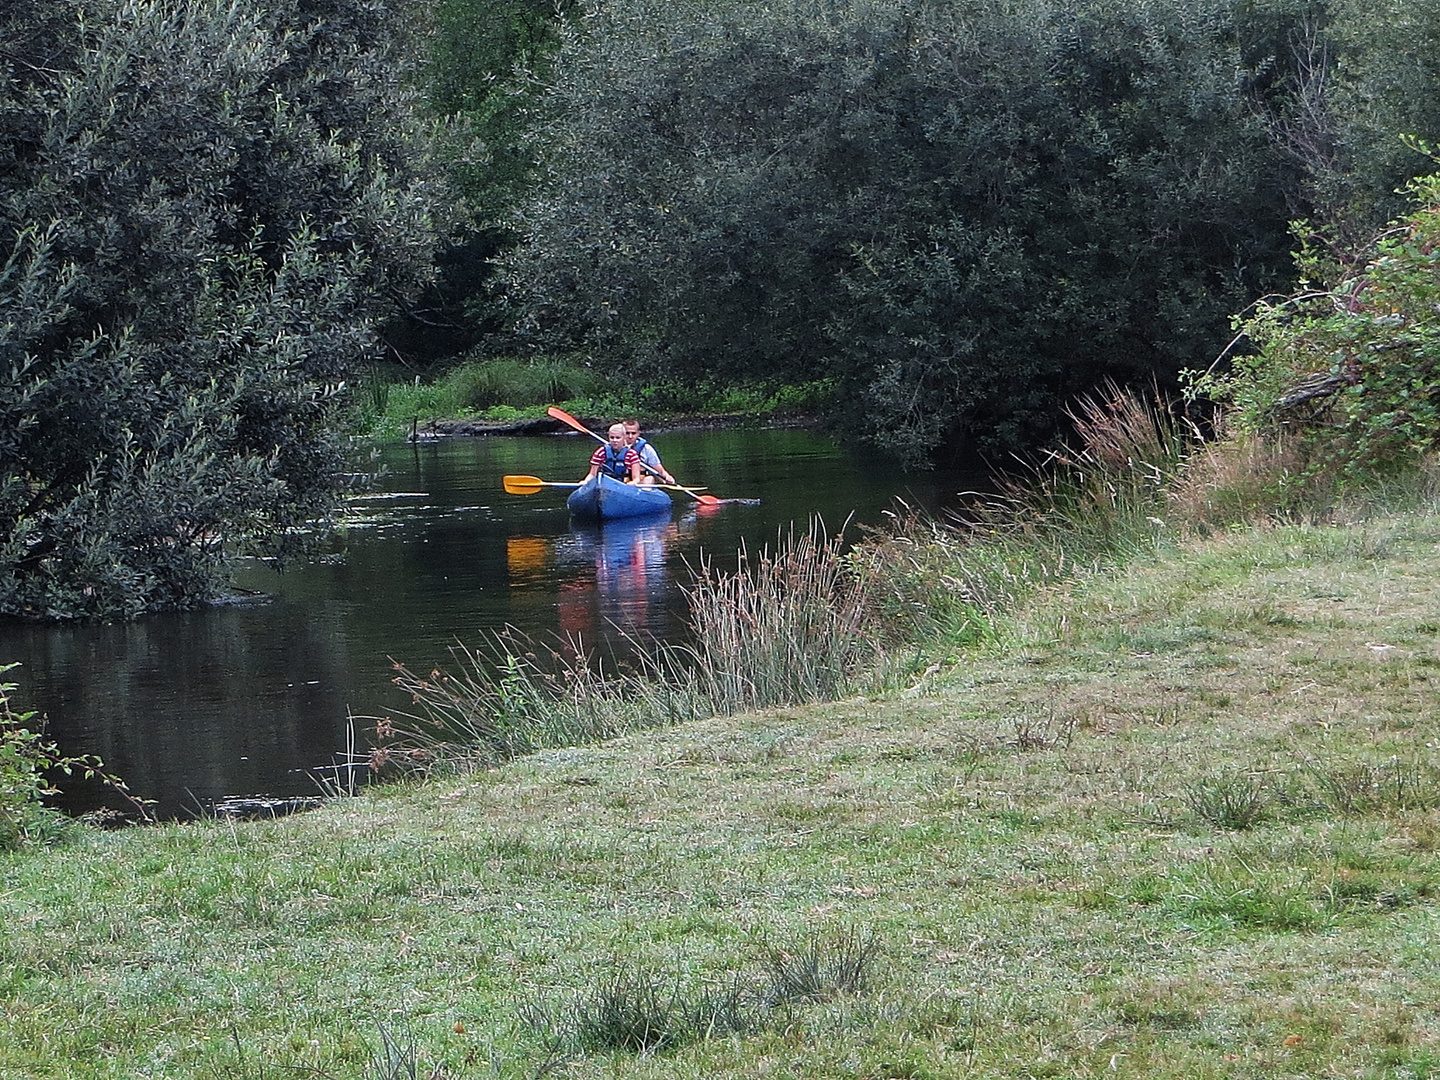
[566,473,672,521]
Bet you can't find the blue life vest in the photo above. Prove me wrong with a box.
[632,436,659,474]
[598,445,632,480]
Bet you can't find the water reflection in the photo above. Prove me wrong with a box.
[554,512,688,642]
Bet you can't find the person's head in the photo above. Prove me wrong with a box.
[607,423,627,448]
[623,419,641,444]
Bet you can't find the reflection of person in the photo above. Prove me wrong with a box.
[624,418,675,485]
[585,423,643,483]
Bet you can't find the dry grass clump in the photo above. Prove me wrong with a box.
[858,381,1192,640]
[1167,424,1330,528]
[685,520,877,713]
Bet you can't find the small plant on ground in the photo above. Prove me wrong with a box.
[0,663,151,847]
[522,965,758,1057]
[762,928,880,1005]
[1007,710,1077,752]
[1303,755,1440,816]
[1184,771,1269,830]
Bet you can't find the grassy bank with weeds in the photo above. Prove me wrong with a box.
[348,354,833,441]
[6,488,1440,1077]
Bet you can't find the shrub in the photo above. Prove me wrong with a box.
[0,663,150,848]
[1188,168,1440,483]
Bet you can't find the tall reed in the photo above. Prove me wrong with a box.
[858,381,1195,634]
[374,522,879,768]
[379,632,707,772]
[683,520,877,714]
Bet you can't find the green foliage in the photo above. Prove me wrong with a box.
[505,0,1299,461]
[0,0,444,617]
[427,0,576,216]
[1190,170,1440,479]
[381,0,577,365]
[0,663,147,848]
[1322,0,1440,234]
[444,355,601,410]
[0,666,53,850]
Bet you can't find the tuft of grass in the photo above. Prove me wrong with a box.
[523,965,759,1057]
[1303,756,1440,816]
[858,381,1193,648]
[571,969,682,1054]
[1184,771,1269,830]
[762,928,880,1005]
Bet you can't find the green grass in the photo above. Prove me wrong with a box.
[347,356,836,441]
[7,502,1440,1077]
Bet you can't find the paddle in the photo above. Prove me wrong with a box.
[504,474,705,497]
[502,475,582,495]
[546,406,722,506]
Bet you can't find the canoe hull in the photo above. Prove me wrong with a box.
[567,473,672,521]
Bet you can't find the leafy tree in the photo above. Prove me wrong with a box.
[504,0,1299,461]
[0,0,444,618]
[380,0,577,363]
[1190,166,1440,477]
[1231,0,1440,245]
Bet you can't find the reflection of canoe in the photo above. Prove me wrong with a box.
[566,473,672,521]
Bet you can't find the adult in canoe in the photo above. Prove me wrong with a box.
[623,418,676,486]
[584,423,643,485]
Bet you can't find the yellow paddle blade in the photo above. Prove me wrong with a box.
[502,475,545,495]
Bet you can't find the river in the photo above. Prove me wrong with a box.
[0,427,973,817]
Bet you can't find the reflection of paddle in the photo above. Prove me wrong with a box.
[546,406,722,506]
[502,475,582,495]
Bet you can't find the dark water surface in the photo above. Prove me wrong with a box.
[0,428,974,816]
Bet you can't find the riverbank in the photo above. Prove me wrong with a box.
[5,506,1440,1078]
[404,409,819,440]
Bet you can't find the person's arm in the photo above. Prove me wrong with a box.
[641,443,674,484]
[627,449,643,483]
[584,447,603,482]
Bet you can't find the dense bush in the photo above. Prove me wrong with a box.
[0,0,444,618]
[1190,168,1440,479]
[503,0,1301,461]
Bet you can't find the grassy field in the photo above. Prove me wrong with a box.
[5,507,1440,1078]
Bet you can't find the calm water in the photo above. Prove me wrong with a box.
[0,428,971,817]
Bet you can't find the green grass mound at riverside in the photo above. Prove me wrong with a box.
[6,504,1440,1078]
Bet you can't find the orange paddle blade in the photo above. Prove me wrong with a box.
[547,406,601,441]
[502,474,546,495]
